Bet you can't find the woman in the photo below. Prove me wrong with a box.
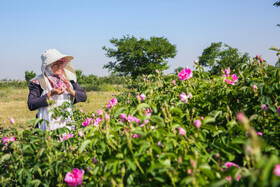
[27,49,87,131]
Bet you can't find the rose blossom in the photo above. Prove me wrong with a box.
[10,118,15,124]
[222,162,241,183]
[274,164,280,176]
[180,92,188,103]
[225,68,230,76]
[97,109,103,116]
[261,104,268,111]
[78,131,84,137]
[172,80,176,85]
[252,85,257,90]
[105,114,110,121]
[194,119,201,129]
[107,98,118,109]
[178,68,193,81]
[64,168,84,186]
[120,113,127,122]
[82,118,92,127]
[178,127,186,136]
[93,117,102,127]
[140,93,146,101]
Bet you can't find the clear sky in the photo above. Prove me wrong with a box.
[0,0,279,80]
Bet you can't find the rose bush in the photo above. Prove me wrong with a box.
[1,55,280,186]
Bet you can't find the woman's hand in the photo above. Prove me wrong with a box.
[47,87,66,99]
[61,77,76,97]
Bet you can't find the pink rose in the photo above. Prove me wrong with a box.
[222,162,241,183]
[178,127,186,136]
[105,114,110,121]
[65,168,84,186]
[120,113,127,122]
[194,119,201,129]
[180,92,188,103]
[252,85,257,90]
[97,109,103,116]
[231,74,238,82]
[172,80,176,85]
[257,132,263,136]
[82,118,92,127]
[10,118,15,124]
[78,131,84,137]
[178,68,193,81]
[140,93,146,101]
[93,117,102,127]
[262,104,268,111]
[225,68,230,76]
[274,164,280,176]
[2,137,8,144]
[8,137,15,142]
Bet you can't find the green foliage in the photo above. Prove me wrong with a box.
[274,1,280,7]
[198,42,250,75]
[270,46,280,67]
[174,66,184,74]
[274,1,280,26]
[75,70,127,92]
[25,70,36,83]
[0,80,27,88]
[1,51,280,186]
[103,35,177,78]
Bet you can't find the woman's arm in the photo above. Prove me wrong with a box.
[27,81,49,111]
[71,81,87,104]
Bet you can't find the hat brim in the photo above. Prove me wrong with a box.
[56,55,74,64]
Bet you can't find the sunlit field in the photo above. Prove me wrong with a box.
[0,87,117,129]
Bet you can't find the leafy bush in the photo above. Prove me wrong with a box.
[1,55,280,186]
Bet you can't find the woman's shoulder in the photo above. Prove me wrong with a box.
[30,76,40,85]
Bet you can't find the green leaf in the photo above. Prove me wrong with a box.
[170,107,184,117]
[79,140,91,153]
[231,137,245,144]
[199,164,214,180]
[30,179,41,187]
[137,103,150,111]
[204,116,215,124]
[209,179,228,187]
[126,159,136,171]
[201,124,218,132]
[0,153,11,162]
[114,107,128,118]
[150,115,165,127]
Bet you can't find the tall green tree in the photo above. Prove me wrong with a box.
[103,35,177,78]
[198,42,250,75]
[25,70,36,82]
[274,1,280,26]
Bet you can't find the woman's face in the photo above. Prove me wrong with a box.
[51,60,64,76]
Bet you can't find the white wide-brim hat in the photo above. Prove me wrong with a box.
[41,49,77,83]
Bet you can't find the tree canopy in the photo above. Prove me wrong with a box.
[198,42,250,75]
[103,35,177,78]
[274,1,280,26]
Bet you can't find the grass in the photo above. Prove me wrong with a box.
[0,87,117,130]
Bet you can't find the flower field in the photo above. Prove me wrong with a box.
[1,56,280,186]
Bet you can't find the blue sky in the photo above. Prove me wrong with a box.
[0,0,279,79]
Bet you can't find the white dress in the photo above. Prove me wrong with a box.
[37,78,73,131]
